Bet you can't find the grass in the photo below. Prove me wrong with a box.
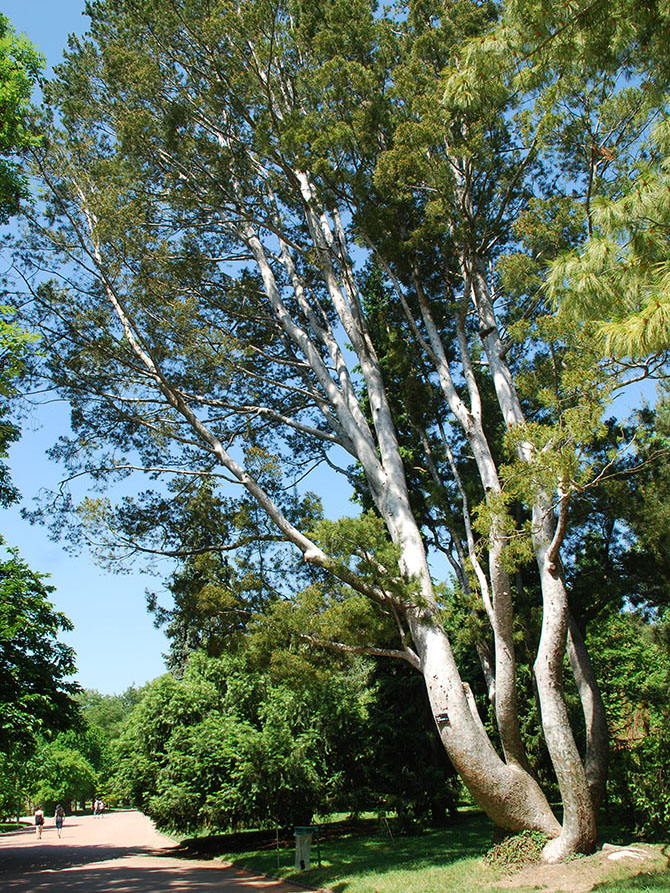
[177,813,512,893]
[174,812,670,893]
[590,874,670,892]
[0,822,27,833]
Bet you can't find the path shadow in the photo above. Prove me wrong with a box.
[1,820,86,839]
[0,842,174,875]
[1,862,265,893]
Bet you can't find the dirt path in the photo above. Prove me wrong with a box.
[0,810,308,892]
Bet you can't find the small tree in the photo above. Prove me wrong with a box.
[0,550,79,757]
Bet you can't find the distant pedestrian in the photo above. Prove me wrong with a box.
[93,798,99,816]
[54,804,65,838]
[33,806,44,839]
[99,799,105,817]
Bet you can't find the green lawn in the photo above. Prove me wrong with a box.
[0,822,27,833]
[591,875,670,893]
[175,813,670,893]
[180,814,511,893]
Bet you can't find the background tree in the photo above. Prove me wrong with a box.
[0,17,82,820]
[0,550,78,757]
[587,609,670,839]
[27,735,98,812]
[548,121,670,359]
[113,650,370,830]
[0,12,43,222]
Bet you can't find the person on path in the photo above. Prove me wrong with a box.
[54,804,65,838]
[33,806,44,839]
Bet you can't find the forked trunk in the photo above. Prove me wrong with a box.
[394,522,560,838]
[567,615,609,811]
[410,613,561,837]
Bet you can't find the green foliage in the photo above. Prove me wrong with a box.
[114,644,458,833]
[77,686,143,746]
[0,306,39,508]
[588,610,670,839]
[484,829,549,870]
[0,13,43,223]
[549,118,670,358]
[28,740,98,810]
[113,651,371,831]
[0,548,78,757]
[10,0,670,847]
[0,753,27,818]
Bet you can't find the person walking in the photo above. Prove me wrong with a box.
[54,804,65,838]
[33,806,44,839]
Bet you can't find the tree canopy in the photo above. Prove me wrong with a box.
[0,12,43,223]
[0,14,78,770]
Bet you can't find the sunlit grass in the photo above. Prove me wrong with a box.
[177,811,670,893]
[192,813,506,893]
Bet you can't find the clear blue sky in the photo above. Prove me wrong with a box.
[2,0,172,695]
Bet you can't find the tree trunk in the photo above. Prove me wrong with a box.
[532,508,598,861]
[567,614,609,811]
[389,507,560,837]
[470,255,603,858]
[410,612,561,836]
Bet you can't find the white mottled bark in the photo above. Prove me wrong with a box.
[567,615,609,811]
[64,154,564,848]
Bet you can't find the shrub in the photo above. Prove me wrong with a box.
[484,830,549,870]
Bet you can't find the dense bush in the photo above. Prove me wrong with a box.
[588,610,670,839]
[28,742,97,811]
[112,647,461,833]
[113,651,371,831]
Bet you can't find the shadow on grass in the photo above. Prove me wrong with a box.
[591,872,670,892]
[0,823,29,834]
[174,811,494,890]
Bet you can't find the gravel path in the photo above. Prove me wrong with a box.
[0,810,307,892]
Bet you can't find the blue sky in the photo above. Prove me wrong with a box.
[2,0,171,695]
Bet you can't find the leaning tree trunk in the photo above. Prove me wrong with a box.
[410,610,561,835]
[384,497,561,837]
[403,271,530,771]
[53,130,565,852]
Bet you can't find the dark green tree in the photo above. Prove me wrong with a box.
[27,738,98,812]
[587,609,670,839]
[0,550,78,756]
[113,650,373,830]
